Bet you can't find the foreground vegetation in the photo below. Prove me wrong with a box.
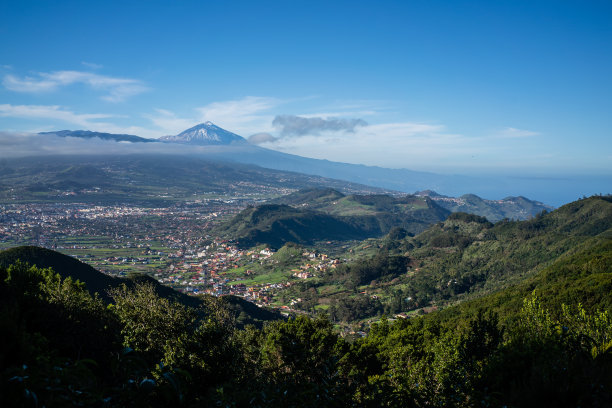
[1,258,610,407]
[2,196,611,406]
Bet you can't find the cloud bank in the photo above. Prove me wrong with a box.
[272,115,367,136]
[0,131,218,158]
[196,96,278,135]
[0,104,160,137]
[248,132,277,144]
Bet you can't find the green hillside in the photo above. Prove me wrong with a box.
[273,187,449,218]
[284,196,612,323]
[0,245,121,302]
[397,195,611,300]
[213,204,371,249]
[1,197,610,407]
[0,245,281,327]
[271,187,346,205]
[433,238,612,325]
[219,194,450,248]
[426,192,554,221]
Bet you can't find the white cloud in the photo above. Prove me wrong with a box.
[3,70,148,102]
[0,131,193,158]
[81,61,103,69]
[0,104,112,127]
[272,115,368,136]
[248,132,277,144]
[195,96,279,135]
[145,109,196,135]
[257,121,485,169]
[497,127,540,138]
[0,104,160,137]
[299,110,378,119]
[144,97,281,137]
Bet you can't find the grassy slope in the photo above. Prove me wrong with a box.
[284,196,611,323]
[432,237,612,327]
[403,196,612,299]
[214,204,373,249]
[218,195,450,248]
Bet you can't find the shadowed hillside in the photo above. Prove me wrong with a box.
[0,246,281,327]
[213,204,371,249]
[219,193,451,248]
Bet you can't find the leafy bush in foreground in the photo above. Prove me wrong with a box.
[1,262,610,407]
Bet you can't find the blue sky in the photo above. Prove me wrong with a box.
[0,0,610,176]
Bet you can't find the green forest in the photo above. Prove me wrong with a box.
[1,261,610,407]
[1,196,611,407]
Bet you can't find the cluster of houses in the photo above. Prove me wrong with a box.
[1,201,350,312]
[292,251,340,279]
[152,243,345,309]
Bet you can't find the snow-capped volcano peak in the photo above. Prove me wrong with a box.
[159,122,247,145]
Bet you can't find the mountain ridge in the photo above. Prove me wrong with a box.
[39,129,154,143]
[215,197,451,248]
[29,122,609,206]
[0,154,390,204]
[415,189,554,221]
[275,187,550,221]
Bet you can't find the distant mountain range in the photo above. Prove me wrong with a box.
[34,123,483,203]
[39,129,153,143]
[272,187,551,222]
[0,154,388,205]
[40,122,247,146]
[33,122,609,206]
[414,190,553,221]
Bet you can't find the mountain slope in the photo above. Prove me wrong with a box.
[0,154,389,204]
[214,204,371,249]
[399,195,612,300]
[434,237,612,325]
[271,187,347,206]
[285,195,612,323]
[416,191,554,221]
[274,187,554,223]
[271,188,451,236]
[275,188,449,216]
[30,123,607,205]
[39,129,153,143]
[0,245,121,301]
[0,245,281,326]
[159,122,247,145]
[216,194,451,249]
